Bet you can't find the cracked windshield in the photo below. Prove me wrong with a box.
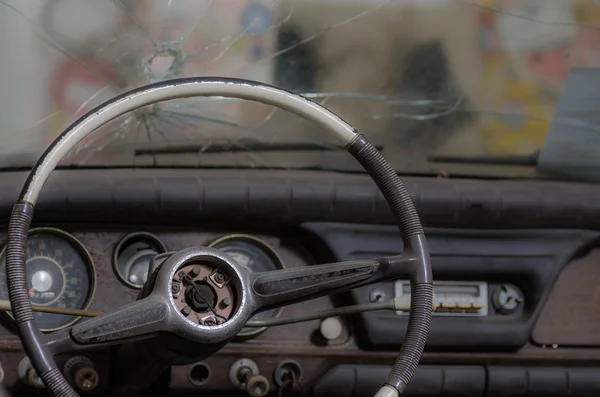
[0,0,598,179]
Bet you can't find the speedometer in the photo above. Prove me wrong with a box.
[0,228,95,332]
[209,234,284,337]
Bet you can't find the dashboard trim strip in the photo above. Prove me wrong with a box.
[0,169,598,230]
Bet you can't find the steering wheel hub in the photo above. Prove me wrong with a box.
[172,262,236,324]
[154,247,252,341]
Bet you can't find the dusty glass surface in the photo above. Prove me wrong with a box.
[0,0,599,179]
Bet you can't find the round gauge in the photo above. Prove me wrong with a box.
[209,234,284,337]
[0,228,95,332]
[113,232,167,289]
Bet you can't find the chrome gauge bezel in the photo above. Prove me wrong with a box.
[112,232,167,289]
[0,227,97,332]
[208,234,285,337]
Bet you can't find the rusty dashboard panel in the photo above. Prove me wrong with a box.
[0,229,312,343]
[0,228,321,391]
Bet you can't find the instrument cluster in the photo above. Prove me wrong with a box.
[0,230,286,335]
[0,228,95,332]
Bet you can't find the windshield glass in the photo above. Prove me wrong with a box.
[0,0,597,179]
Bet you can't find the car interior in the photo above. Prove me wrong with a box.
[0,1,600,396]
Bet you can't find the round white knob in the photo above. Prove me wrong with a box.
[320,317,343,340]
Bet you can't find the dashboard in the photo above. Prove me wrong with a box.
[0,168,600,396]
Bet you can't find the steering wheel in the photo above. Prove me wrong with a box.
[5,78,433,397]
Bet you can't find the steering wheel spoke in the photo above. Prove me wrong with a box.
[249,253,421,312]
[45,295,171,356]
[69,295,171,345]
